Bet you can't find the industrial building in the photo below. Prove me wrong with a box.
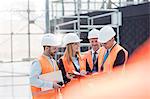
[0,0,149,99]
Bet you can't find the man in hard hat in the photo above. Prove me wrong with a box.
[58,33,86,84]
[83,28,105,73]
[30,33,62,99]
[98,25,128,72]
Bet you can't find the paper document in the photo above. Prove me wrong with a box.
[39,70,64,91]
[72,70,81,75]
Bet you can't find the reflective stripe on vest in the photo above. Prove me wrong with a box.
[31,55,59,99]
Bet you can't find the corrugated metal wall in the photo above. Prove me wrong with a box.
[119,2,150,55]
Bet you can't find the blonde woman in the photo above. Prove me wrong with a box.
[58,33,86,84]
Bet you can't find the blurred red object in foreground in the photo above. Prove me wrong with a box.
[60,39,150,99]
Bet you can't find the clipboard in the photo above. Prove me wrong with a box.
[39,70,64,91]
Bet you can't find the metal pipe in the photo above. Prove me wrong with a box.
[87,0,90,12]
[56,29,88,33]
[117,26,120,44]
[56,20,78,27]
[45,0,50,33]
[60,15,88,18]
[10,10,13,62]
[80,24,118,28]
[27,0,31,59]
[74,22,77,33]
[10,32,13,62]
[90,12,117,19]
[74,0,77,14]
[77,0,81,37]
[61,0,64,16]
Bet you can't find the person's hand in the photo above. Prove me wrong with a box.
[80,70,87,76]
[66,73,75,79]
[53,82,61,89]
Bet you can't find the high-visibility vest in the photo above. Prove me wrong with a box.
[84,47,106,72]
[61,55,86,74]
[31,55,59,99]
[60,55,86,98]
[99,44,128,72]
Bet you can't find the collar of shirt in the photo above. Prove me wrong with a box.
[43,54,57,71]
[91,49,99,60]
[72,56,78,60]
[108,41,117,53]
[72,56,80,70]
[43,54,52,60]
[91,48,100,54]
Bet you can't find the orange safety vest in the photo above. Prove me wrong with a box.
[84,47,106,72]
[31,55,59,99]
[98,43,128,72]
[60,55,86,97]
[61,55,86,74]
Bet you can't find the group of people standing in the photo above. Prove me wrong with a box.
[30,25,128,99]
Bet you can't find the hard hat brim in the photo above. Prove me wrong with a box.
[98,36,115,43]
[62,39,82,47]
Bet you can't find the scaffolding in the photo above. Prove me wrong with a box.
[0,0,149,99]
[0,0,149,62]
[52,1,122,58]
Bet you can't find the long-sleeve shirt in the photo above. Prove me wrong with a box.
[57,56,81,84]
[30,55,57,89]
[72,56,80,71]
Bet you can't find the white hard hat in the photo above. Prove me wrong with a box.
[88,28,100,39]
[63,33,82,46]
[98,25,116,43]
[41,33,60,46]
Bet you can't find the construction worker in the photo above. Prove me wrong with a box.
[30,33,62,99]
[58,33,86,84]
[83,28,106,73]
[98,25,128,72]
